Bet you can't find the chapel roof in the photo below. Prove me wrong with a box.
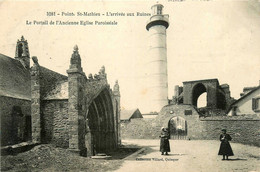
[39,66,68,99]
[0,53,31,100]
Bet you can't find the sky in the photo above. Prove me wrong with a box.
[0,0,260,113]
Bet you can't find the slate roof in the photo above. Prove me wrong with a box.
[0,53,68,100]
[0,54,31,100]
[39,66,68,99]
[120,109,142,120]
[43,80,68,100]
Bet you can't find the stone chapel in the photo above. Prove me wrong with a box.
[0,36,121,156]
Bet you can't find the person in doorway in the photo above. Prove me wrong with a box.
[159,127,170,155]
[218,129,234,160]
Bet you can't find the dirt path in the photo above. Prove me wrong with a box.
[113,139,260,172]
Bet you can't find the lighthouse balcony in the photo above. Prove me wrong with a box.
[146,14,169,30]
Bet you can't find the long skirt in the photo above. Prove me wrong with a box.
[160,138,170,152]
[218,141,234,156]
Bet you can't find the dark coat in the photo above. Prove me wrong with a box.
[218,133,234,156]
[160,130,170,152]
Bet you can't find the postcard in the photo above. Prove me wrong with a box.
[0,0,259,171]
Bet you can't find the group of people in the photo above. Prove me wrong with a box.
[159,127,234,160]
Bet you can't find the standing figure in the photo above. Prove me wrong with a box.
[159,127,170,155]
[218,129,234,160]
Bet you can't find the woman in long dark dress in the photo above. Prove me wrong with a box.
[218,129,234,160]
[159,127,170,155]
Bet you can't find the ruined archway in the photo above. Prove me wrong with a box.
[181,79,231,117]
[168,116,187,140]
[86,87,115,155]
[192,83,207,107]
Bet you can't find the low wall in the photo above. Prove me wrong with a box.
[200,115,260,146]
[121,118,160,139]
[121,105,260,147]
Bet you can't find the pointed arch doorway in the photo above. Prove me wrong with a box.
[168,116,187,140]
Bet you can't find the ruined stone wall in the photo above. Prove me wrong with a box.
[41,100,69,148]
[183,81,218,108]
[0,96,31,146]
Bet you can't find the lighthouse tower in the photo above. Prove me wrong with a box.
[146,3,169,112]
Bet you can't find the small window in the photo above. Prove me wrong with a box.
[157,6,162,15]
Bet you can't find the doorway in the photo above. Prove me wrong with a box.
[168,116,187,140]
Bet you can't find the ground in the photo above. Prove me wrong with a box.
[1,140,259,172]
[114,139,260,172]
[1,144,128,172]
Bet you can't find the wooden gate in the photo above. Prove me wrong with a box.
[168,116,187,140]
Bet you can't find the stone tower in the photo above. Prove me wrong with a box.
[15,36,30,69]
[146,3,169,112]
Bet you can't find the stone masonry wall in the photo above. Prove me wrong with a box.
[41,100,69,148]
[200,116,260,147]
[0,96,31,146]
[121,105,202,139]
[183,81,218,108]
[121,118,159,139]
[121,104,260,147]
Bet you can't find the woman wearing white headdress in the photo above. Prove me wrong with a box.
[159,127,170,155]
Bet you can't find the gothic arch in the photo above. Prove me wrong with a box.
[86,87,115,154]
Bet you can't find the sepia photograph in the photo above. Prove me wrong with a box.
[0,0,259,171]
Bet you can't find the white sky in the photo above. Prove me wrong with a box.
[0,0,260,112]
